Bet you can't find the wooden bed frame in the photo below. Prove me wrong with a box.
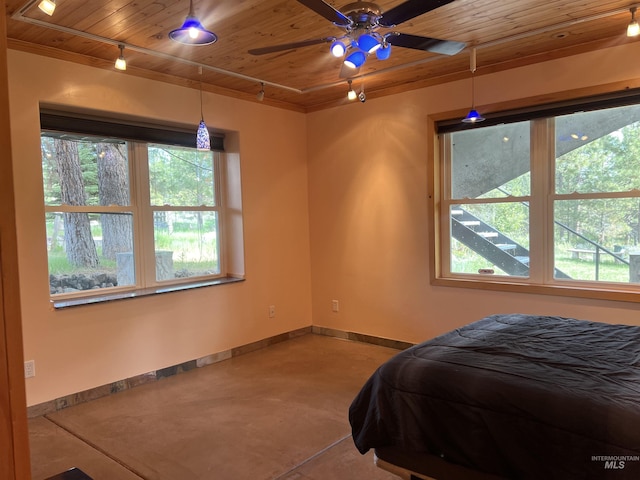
[374,447,506,480]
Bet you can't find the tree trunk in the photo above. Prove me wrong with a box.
[54,138,99,268]
[97,143,132,260]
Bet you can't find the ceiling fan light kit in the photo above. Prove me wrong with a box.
[169,0,217,46]
[249,0,466,81]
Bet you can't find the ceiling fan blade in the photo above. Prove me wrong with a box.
[248,37,335,55]
[387,33,466,56]
[296,0,352,27]
[378,0,456,27]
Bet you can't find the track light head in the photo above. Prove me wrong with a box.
[38,0,56,16]
[628,7,640,37]
[114,44,127,71]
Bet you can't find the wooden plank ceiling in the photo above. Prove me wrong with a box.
[4,0,639,112]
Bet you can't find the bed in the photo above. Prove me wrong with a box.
[349,313,640,479]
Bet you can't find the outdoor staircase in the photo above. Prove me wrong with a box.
[451,208,571,278]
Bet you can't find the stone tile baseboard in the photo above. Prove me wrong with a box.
[312,325,415,351]
[27,326,412,418]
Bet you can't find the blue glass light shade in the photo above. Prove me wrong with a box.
[376,44,391,60]
[169,16,217,45]
[462,109,486,124]
[196,120,211,150]
[344,50,367,69]
[330,40,346,57]
[358,34,380,54]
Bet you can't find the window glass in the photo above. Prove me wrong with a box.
[42,136,130,206]
[447,121,531,278]
[451,122,530,199]
[451,203,530,277]
[554,198,639,282]
[148,144,216,207]
[153,211,220,281]
[555,105,640,194]
[46,211,135,294]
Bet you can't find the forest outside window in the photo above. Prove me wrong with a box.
[437,97,640,296]
[41,112,235,302]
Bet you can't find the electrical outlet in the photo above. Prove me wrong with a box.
[331,300,339,312]
[268,305,276,318]
[24,360,36,379]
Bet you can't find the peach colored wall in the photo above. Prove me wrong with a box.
[8,50,312,406]
[307,43,640,344]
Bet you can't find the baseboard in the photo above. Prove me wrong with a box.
[27,326,411,418]
[312,325,414,351]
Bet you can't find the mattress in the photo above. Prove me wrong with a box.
[349,314,640,479]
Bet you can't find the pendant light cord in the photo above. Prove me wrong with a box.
[199,66,204,122]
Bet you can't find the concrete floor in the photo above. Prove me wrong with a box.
[29,334,400,480]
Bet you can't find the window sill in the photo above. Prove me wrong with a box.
[432,277,640,303]
[51,276,245,309]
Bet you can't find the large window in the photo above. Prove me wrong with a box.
[41,111,240,302]
[437,97,640,297]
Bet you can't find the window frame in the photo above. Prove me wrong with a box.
[41,110,242,308]
[432,90,640,303]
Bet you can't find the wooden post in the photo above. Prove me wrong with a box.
[630,253,640,283]
[0,0,32,477]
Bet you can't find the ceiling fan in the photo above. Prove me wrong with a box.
[248,0,466,77]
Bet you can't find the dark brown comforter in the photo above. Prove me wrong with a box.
[349,314,640,479]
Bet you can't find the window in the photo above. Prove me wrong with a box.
[436,95,640,298]
[41,110,242,303]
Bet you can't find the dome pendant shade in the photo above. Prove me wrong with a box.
[462,109,485,123]
[196,120,211,150]
[170,0,217,45]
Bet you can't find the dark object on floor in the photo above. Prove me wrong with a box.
[45,467,93,480]
[350,313,640,480]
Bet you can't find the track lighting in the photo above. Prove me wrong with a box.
[347,80,357,101]
[257,82,265,101]
[114,44,127,71]
[38,0,56,16]
[462,48,485,124]
[628,7,640,37]
[196,67,210,151]
[169,0,217,46]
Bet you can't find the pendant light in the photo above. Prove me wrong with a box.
[170,0,217,46]
[462,48,485,124]
[196,67,210,151]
